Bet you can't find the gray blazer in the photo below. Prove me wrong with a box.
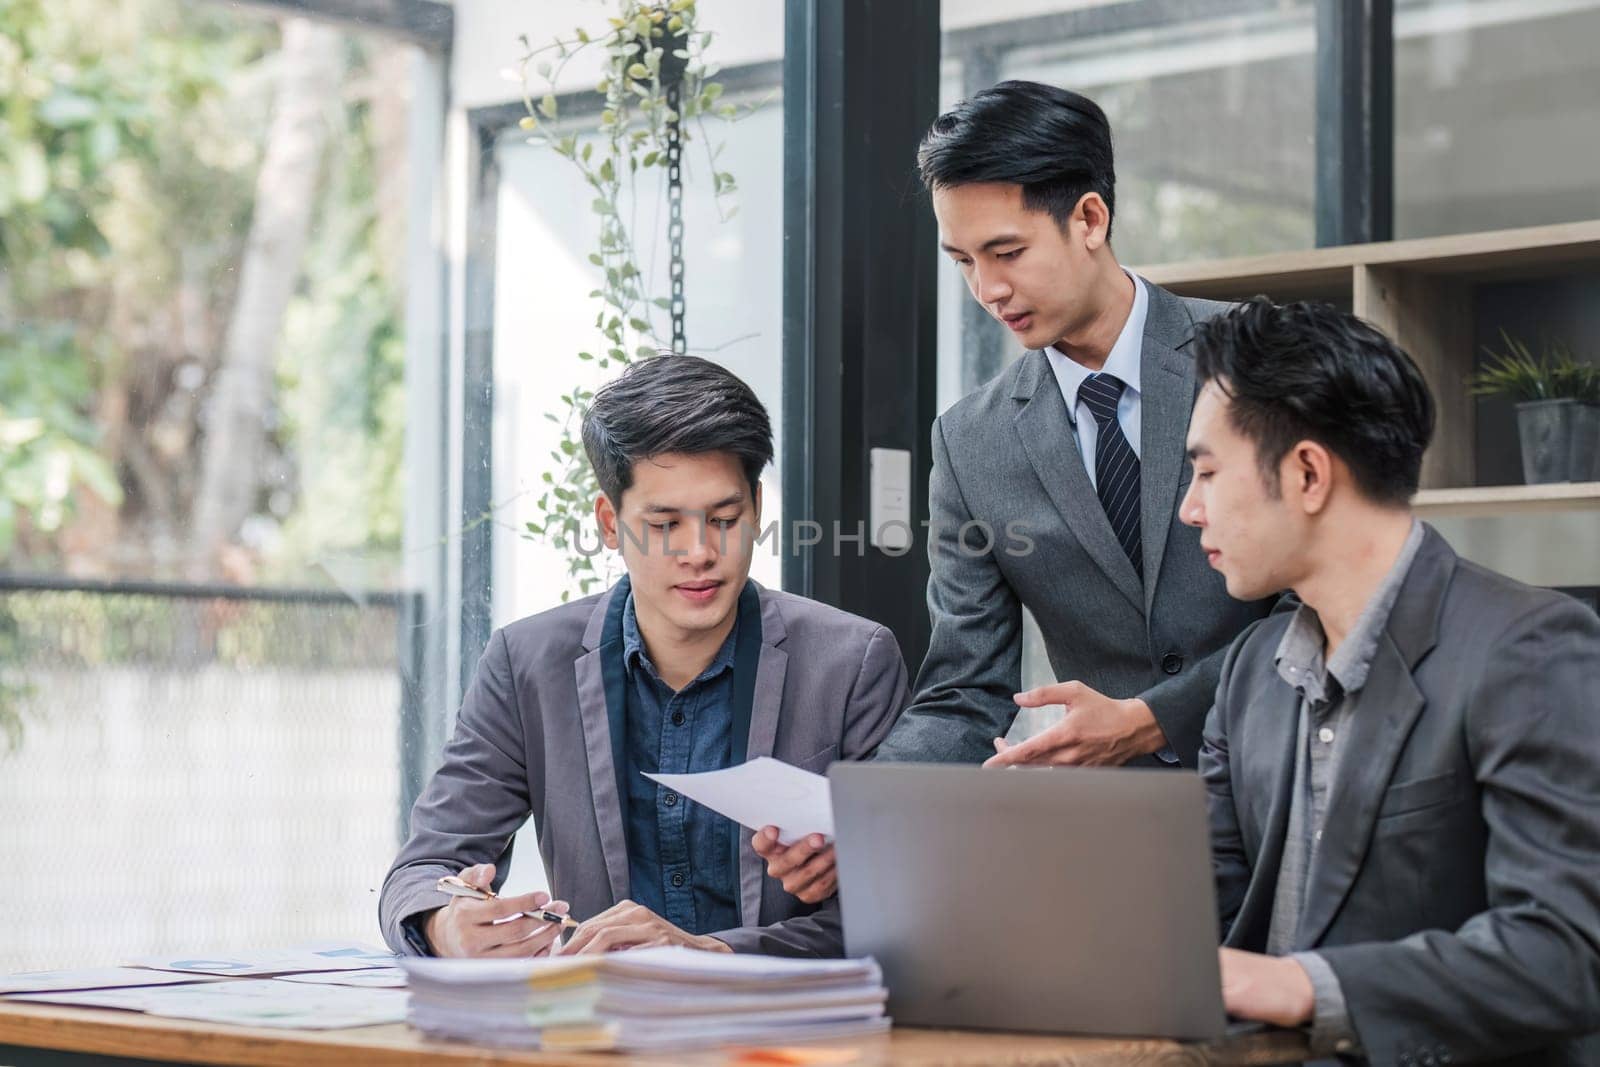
[380,581,909,958]
[1204,526,1600,1066]
[876,280,1273,767]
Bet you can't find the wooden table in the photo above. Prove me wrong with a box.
[0,1001,1308,1067]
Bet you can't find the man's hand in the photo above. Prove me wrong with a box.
[1218,948,1315,1027]
[422,863,570,958]
[564,900,733,956]
[751,827,837,904]
[983,682,1166,767]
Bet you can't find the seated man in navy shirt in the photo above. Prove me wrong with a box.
[379,355,909,958]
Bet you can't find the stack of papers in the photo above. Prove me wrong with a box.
[400,947,889,1052]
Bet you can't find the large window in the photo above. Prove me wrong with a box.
[0,0,440,970]
[936,1,1316,705]
[938,0,1317,414]
[1393,0,1600,582]
[1395,0,1600,238]
[489,85,787,627]
[467,11,785,895]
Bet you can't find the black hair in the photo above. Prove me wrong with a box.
[917,80,1116,238]
[1192,298,1435,506]
[581,354,774,506]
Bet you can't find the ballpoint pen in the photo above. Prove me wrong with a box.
[435,874,581,930]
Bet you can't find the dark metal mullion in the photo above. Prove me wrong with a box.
[782,0,823,598]
[810,0,849,612]
[1315,0,1394,245]
[783,0,940,665]
[459,116,499,700]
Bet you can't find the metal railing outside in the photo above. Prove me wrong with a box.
[0,575,425,972]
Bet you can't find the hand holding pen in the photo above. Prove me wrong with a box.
[435,874,580,929]
[421,863,576,958]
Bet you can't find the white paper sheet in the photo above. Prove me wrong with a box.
[0,967,228,995]
[643,757,831,845]
[130,941,397,977]
[14,977,407,1029]
[275,967,407,989]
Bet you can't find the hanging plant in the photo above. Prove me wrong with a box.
[515,0,741,601]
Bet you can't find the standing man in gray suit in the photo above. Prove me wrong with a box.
[888,81,1274,770]
[758,80,1273,901]
[380,355,908,959]
[1185,300,1600,1063]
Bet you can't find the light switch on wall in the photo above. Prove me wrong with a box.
[869,447,913,552]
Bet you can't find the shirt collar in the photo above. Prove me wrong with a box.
[622,590,741,687]
[1044,270,1148,426]
[1275,519,1426,701]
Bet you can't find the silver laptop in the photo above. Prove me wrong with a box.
[829,762,1226,1039]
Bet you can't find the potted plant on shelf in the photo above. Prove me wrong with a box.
[1469,331,1600,485]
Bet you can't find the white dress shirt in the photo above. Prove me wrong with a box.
[1042,270,1147,490]
[1040,272,1176,762]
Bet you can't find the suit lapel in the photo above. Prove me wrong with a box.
[574,583,630,905]
[1298,529,1451,946]
[1136,281,1199,611]
[1011,353,1143,611]
[736,586,788,927]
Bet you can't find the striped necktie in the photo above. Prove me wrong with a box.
[1079,373,1143,581]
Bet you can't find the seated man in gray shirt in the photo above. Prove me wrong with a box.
[1182,299,1600,1064]
[379,355,908,959]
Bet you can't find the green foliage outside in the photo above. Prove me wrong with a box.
[0,0,153,558]
[0,0,411,748]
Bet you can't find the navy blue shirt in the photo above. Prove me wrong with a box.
[621,594,741,936]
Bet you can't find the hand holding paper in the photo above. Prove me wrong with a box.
[753,827,837,904]
[643,757,831,846]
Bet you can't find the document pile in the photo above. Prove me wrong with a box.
[400,946,889,1052]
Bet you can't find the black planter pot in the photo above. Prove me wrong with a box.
[1516,398,1600,483]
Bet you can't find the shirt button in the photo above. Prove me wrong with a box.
[1318,726,1335,744]
[670,871,686,888]
[1336,1039,1354,1053]
[1314,829,1323,842]
[663,792,679,807]
[671,711,686,726]
[1161,652,1183,675]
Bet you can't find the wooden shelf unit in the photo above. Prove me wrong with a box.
[1413,482,1600,519]
[1135,220,1600,497]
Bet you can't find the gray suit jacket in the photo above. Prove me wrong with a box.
[876,280,1273,767]
[1204,526,1600,1066]
[380,581,909,958]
